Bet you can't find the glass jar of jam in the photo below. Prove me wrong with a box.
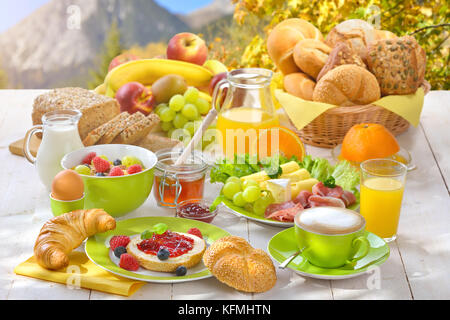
[153,148,208,207]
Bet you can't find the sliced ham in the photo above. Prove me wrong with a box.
[341,190,357,206]
[293,191,313,208]
[265,201,296,219]
[265,202,304,222]
[308,195,345,208]
[312,181,344,198]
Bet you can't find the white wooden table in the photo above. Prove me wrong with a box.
[0,90,449,300]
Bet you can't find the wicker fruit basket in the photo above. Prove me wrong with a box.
[290,81,431,149]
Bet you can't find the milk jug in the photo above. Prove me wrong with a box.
[24,110,84,190]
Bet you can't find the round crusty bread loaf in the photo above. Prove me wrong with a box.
[293,39,331,79]
[267,18,324,75]
[374,29,397,41]
[366,35,426,95]
[283,72,316,100]
[203,236,277,293]
[313,64,381,106]
[325,19,375,63]
[127,233,206,272]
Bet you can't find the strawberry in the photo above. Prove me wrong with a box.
[109,166,124,176]
[109,235,130,251]
[119,253,139,271]
[82,152,97,165]
[187,228,203,239]
[127,164,142,175]
[92,156,110,173]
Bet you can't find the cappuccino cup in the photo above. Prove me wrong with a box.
[294,207,370,269]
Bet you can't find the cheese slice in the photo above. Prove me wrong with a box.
[266,179,291,204]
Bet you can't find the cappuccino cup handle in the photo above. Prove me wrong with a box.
[346,236,370,266]
[23,125,43,164]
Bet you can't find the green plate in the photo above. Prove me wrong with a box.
[218,195,359,228]
[268,227,390,280]
[85,216,231,283]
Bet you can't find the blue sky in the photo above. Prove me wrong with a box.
[0,0,213,33]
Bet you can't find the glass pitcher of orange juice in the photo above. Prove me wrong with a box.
[213,68,279,159]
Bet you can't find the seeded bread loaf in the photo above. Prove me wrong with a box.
[32,87,120,140]
[317,41,367,81]
[313,64,381,106]
[83,112,130,146]
[367,35,426,95]
[111,113,160,145]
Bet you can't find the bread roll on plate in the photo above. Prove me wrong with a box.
[283,72,316,100]
[267,18,324,75]
[293,39,331,79]
[313,64,380,106]
[203,236,276,293]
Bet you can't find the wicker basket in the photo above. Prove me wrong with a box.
[291,82,431,149]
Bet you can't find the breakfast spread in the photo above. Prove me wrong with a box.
[34,209,116,270]
[72,151,144,177]
[14,11,431,297]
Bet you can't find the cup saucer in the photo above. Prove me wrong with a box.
[267,228,390,280]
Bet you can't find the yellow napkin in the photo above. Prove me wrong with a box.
[14,251,145,297]
[274,88,425,131]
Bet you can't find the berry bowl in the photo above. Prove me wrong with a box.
[61,144,157,217]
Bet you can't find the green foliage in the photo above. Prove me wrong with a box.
[87,20,123,90]
[226,0,449,90]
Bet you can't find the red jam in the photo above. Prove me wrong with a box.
[137,231,194,258]
[177,202,215,223]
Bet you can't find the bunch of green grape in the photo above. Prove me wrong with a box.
[155,87,211,140]
[222,177,274,216]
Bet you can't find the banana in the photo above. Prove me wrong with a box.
[203,59,228,75]
[104,59,213,97]
[93,83,106,95]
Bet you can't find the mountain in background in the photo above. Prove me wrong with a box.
[0,0,233,89]
[179,0,235,30]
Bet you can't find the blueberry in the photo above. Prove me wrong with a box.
[113,159,122,166]
[95,172,105,176]
[114,246,127,258]
[175,266,187,276]
[157,247,170,261]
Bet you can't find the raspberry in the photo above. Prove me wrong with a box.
[92,156,110,173]
[127,164,142,175]
[82,152,97,165]
[119,253,139,271]
[109,166,124,176]
[187,228,203,239]
[109,235,130,251]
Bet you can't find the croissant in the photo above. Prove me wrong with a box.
[34,209,116,270]
[203,236,277,293]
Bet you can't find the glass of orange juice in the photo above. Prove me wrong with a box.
[214,68,279,158]
[360,159,407,242]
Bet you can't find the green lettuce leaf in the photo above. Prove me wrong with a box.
[331,160,360,191]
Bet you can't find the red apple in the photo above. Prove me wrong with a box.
[108,53,138,71]
[166,32,208,65]
[209,72,227,95]
[115,82,155,116]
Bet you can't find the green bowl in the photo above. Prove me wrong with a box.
[61,144,157,217]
